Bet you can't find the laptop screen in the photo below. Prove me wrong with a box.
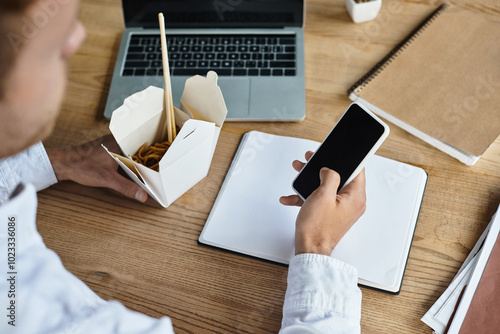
[123,0,304,29]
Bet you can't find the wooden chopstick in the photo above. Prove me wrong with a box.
[158,13,176,142]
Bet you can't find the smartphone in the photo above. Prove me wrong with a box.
[292,102,389,201]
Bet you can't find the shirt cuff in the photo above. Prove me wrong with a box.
[0,142,58,202]
[284,253,362,322]
[36,143,58,189]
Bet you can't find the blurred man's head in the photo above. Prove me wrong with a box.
[0,0,86,158]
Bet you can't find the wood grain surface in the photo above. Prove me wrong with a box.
[39,0,500,333]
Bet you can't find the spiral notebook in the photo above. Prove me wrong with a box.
[348,4,500,165]
[199,131,428,294]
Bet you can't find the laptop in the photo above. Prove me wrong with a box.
[103,0,306,121]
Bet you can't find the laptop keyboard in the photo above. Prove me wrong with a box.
[122,34,297,77]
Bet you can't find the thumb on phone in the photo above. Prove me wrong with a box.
[318,167,341,195]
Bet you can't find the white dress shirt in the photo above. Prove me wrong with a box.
[0,143,361,333]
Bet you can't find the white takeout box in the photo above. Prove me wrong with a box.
[104,71,227,207]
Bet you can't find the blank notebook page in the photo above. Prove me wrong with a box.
[201,131,427,290]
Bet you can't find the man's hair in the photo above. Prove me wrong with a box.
[0,0,37,99]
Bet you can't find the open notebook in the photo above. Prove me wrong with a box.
[199,131,428,294]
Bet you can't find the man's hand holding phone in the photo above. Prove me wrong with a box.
[280,151,367,256]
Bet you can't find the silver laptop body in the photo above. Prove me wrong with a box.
[104,0,306,121]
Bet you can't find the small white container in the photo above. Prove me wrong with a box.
[345,0,382,23]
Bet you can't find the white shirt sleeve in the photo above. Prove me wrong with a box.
[280,253,362,334]
[0,184,176,334]
[0,142,57,203]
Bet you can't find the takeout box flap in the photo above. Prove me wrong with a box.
[109,86,165,156]
[180,71,227,127]
[101,145,166,206]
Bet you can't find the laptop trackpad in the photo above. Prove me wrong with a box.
[217,78,250,118]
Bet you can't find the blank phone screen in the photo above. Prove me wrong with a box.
[293,104,386,199]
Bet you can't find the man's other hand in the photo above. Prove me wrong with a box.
[48,135,148,203]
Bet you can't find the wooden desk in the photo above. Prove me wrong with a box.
[40,0,500,332]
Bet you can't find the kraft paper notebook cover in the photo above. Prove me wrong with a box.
[348,4,500,166]
[199,131,428,294]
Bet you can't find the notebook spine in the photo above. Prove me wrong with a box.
[347,3,449,97]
